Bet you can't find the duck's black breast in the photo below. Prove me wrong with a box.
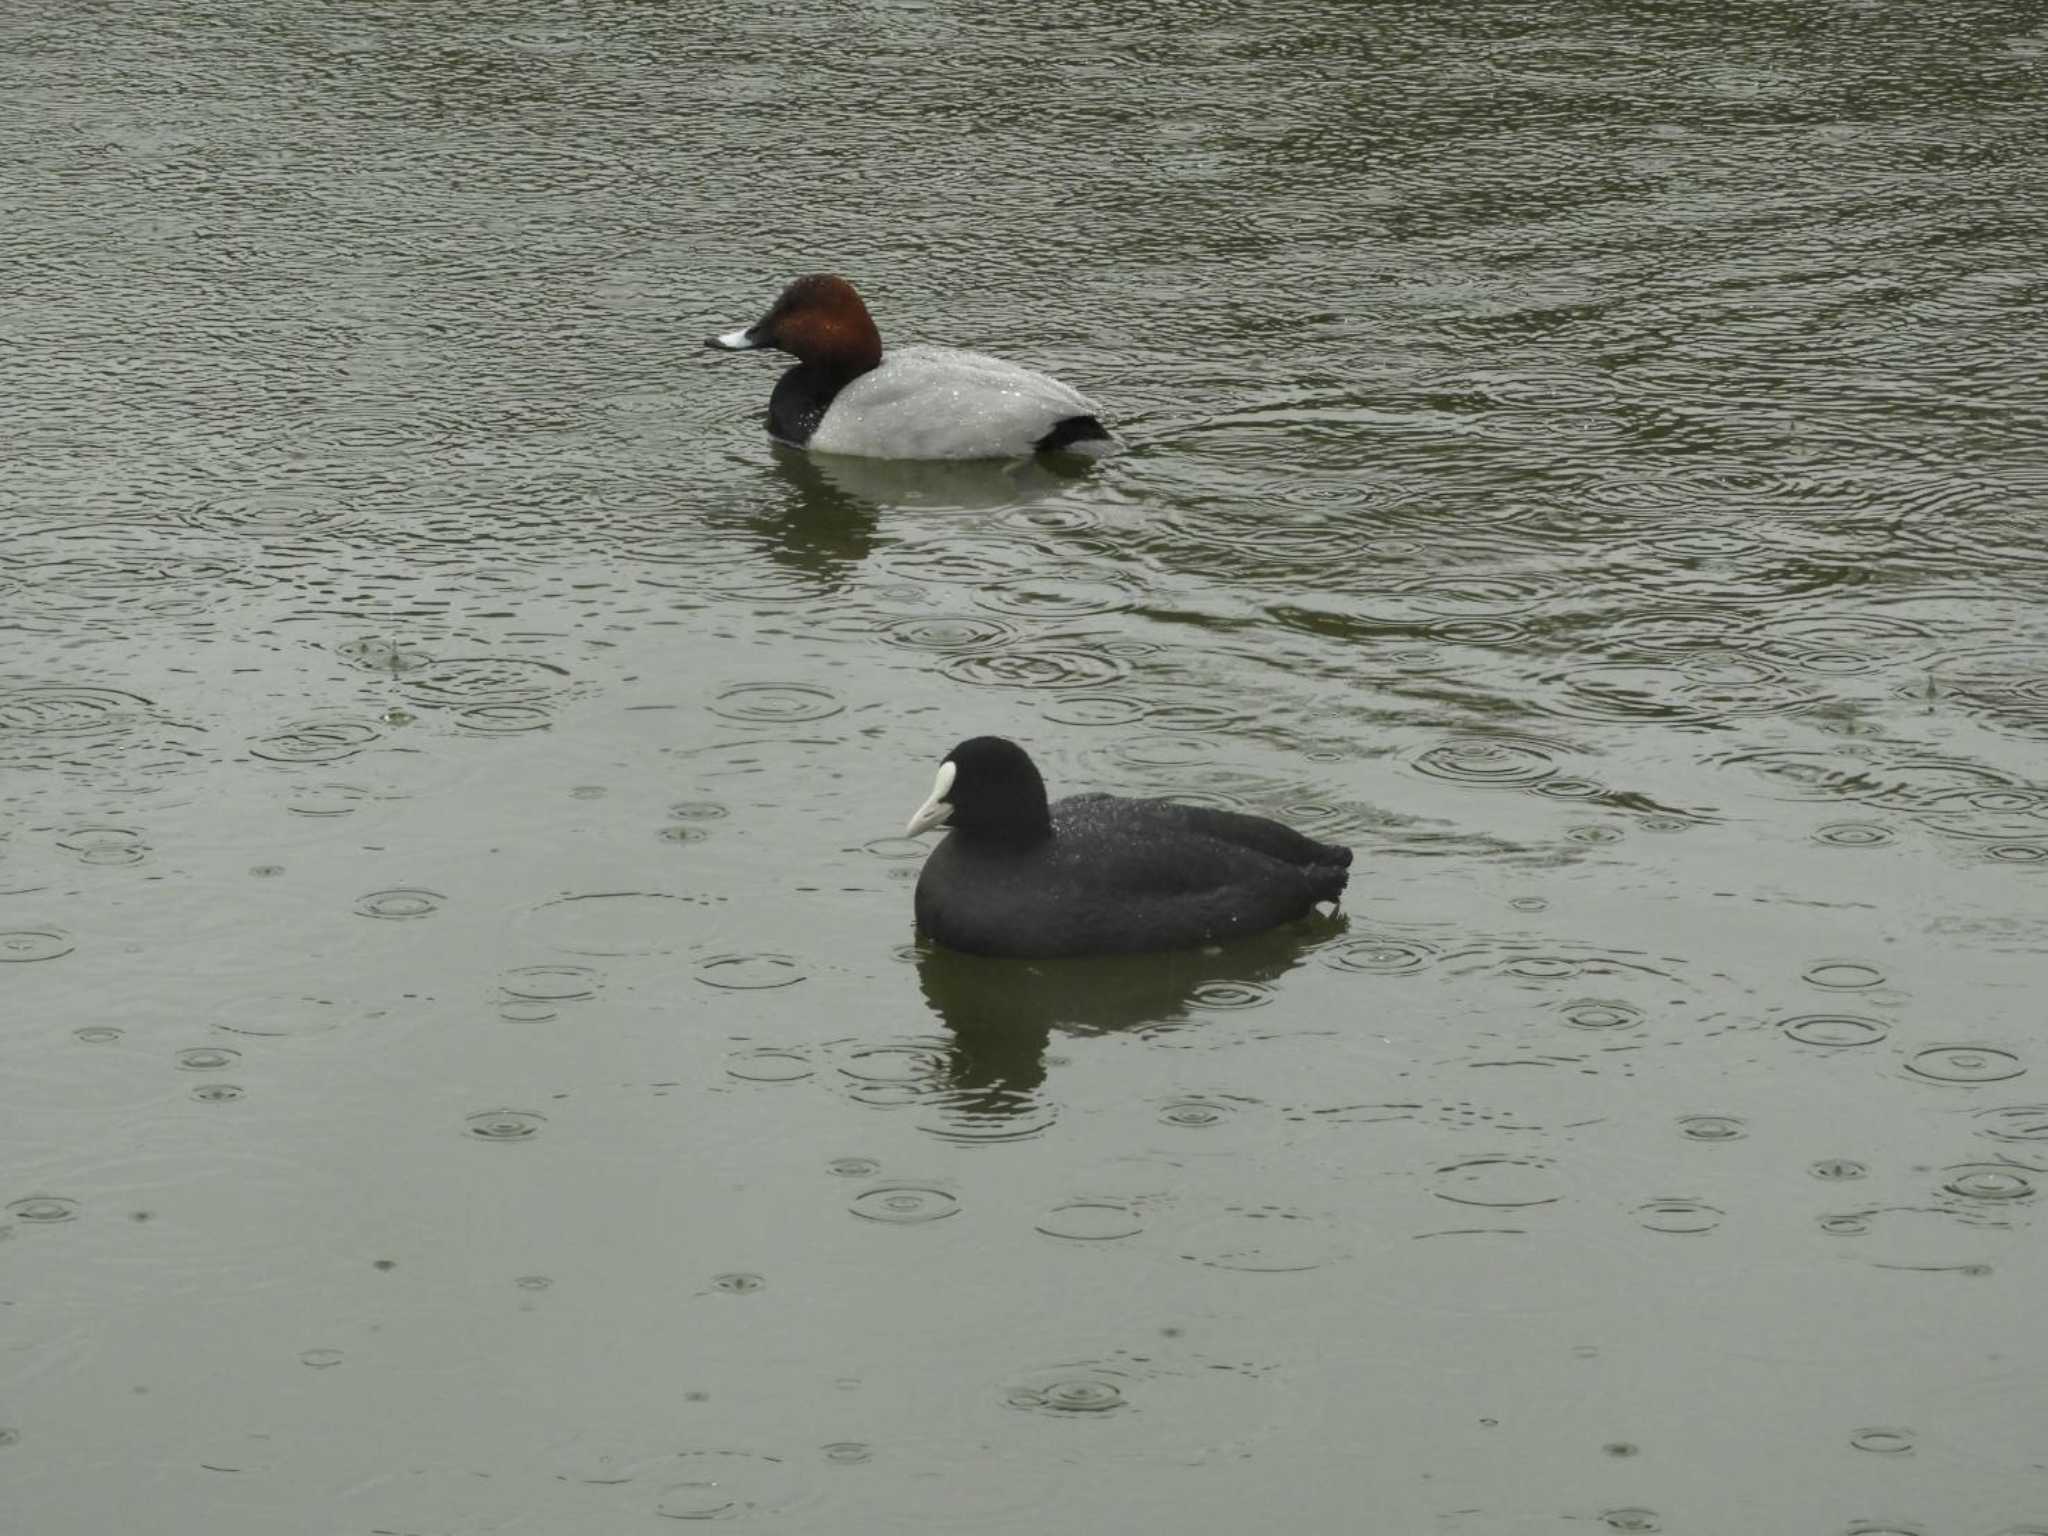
[913,794,1352,959]
[767,362,854,447]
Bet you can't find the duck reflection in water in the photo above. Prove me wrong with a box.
[912,914,1345,1111]
[746,444,880,579]
[747,438,1102,596]
[775,439,1091,512]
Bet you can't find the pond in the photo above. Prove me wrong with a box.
[3,1,2045,1531]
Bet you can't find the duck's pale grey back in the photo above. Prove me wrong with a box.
[809,345,1099,460]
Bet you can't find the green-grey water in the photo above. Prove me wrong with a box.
[5,2,2047,1530]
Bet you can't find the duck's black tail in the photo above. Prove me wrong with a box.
[1037,414,1115,453]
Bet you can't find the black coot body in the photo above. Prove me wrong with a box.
[906,737,1353,959]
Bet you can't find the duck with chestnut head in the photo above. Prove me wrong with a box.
[708,275,1113,461]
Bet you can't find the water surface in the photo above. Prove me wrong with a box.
[5,2,2047,1531]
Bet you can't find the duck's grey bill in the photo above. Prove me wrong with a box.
[905,761,957,836]
[706,326,765,351]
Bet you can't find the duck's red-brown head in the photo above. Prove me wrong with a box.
[705,274,884,376]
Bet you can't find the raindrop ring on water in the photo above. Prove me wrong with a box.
[1802,960,1884,990]
[1188,980,1274,1011]
[1815,822,1895,847]
[0,930,75,963]
[1600,1510,1661,1533]
[7,1196,80,1223]
[1780,1014,1890,1048]
[695,952,806,990]
[1411,738,1559,788]
[1634,1199,1723,1234]
[286,783,375,818]
[1987,842,2048,863]
[1940,1165,2037,1202]
[248,719,380,764]
[725,1049,814,1083]
[940,647,1130,690]
[878,614,1016,652]
[1810,1158,1867,1181]
[1532,775,1605,799]
[1003,1369,1129,1416]
[1039,692,1150,728]
[1677,1114,1746,1141]
[1177,1204,1348,1272]
[916,1089,1058,1146]
[836,1043,948,1085]
[58,826,147,865]
[1433,1155,1561,1208]
[466,1109,546,1140]
[1158,1097,1233,1128]
[354,888,444,920]
[709,682,843,724]
[455,703,552,734]
[648,1451,798,1521]
[0,684,153,735]
[1904,1045,2025,1085]
[1325,936,1439,975]
[1035,1200,1145,1241]
[1561,999,1643,1030]
[1017,1378,1124,1413]
[398,657,567,710]
[335,638,433,675]
[849,1183,959,1224]
[1974,1105,2048,1142]
[500,965,600,1002]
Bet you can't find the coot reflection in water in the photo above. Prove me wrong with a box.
[913,915,1343,1101]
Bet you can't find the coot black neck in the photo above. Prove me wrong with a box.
[956,806,1053,852]
[952,782,1053,851]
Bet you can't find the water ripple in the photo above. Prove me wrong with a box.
[398,657,570,716]
[1410,737,1563,788]
[0,685,192,774]
[1035,1200,1146,1242]
[1780,1014,1891,1048]
[941,646,1129,690]
[1903,1046,2026,1086]
[249,718,382,765]
[0,929,75,963]
[1003,1366,1130,1416]
[1177,1204,1350,1272]
[709,682,843,725]
[876,614,1018,653]
[849,1182,959,1224]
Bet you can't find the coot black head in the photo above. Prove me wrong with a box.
[905,736,1052,848]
